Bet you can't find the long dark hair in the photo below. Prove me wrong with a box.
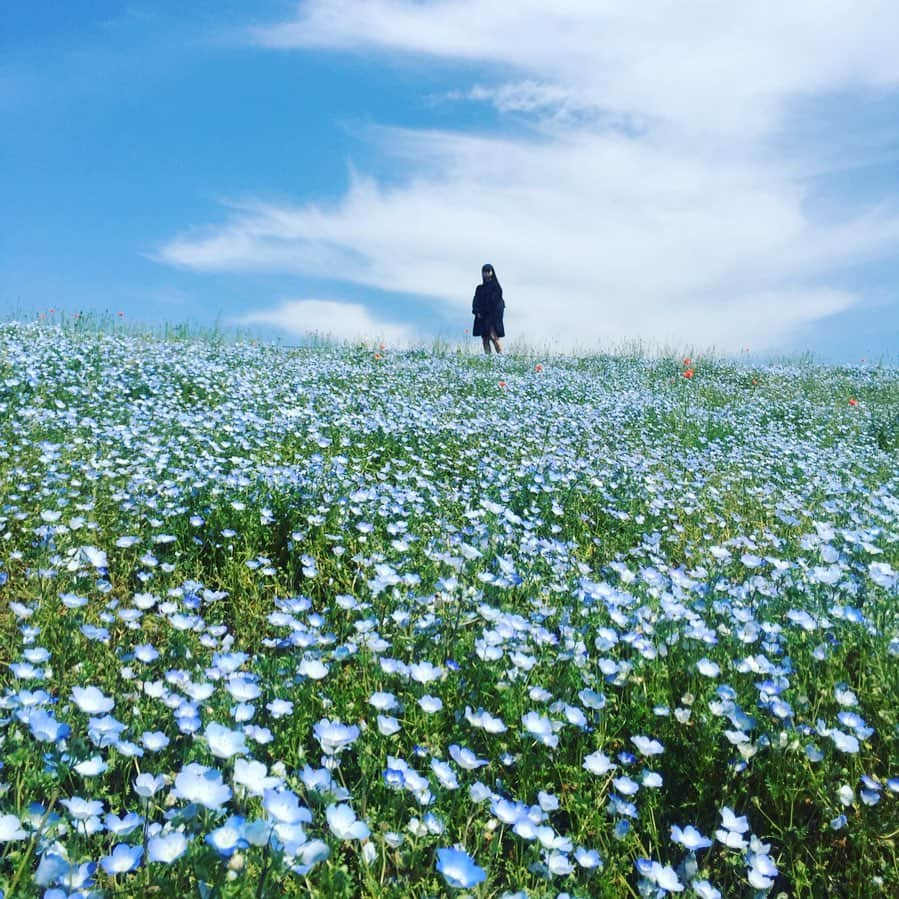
[481,264,501,292]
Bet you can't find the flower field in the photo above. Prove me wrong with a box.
[0,320,897,898]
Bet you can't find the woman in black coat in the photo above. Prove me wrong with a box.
[472,263,505,354]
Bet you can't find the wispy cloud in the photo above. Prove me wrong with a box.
[232,298,418,345]
[158,0,899,352]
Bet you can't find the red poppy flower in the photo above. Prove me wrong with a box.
[535,364,543,372]
[848,397,858,406]
[683,368,695,379]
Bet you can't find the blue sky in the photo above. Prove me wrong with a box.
[2,1,898,361]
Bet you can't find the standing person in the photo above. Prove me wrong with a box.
[472,263,505,354]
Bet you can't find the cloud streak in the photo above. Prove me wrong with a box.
[158,0,899,352]
[233,298,418,345]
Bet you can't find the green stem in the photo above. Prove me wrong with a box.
[9,788,60,899]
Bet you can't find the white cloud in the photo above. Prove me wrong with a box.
[232,298,418,345]
[157,1,899,353]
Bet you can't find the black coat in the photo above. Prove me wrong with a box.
[472,281,505,338]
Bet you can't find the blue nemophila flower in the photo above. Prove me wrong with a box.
[583,750,616,776]
[696,658,720,677]
[670,824,713,851]
[578,688,606,710]
[377,713,401,736]
[418,694,443,713]
[204,722,248,759]
[134,772,168,798]
[88,714,126,747]
[298,658,329,680]
[133,644,160,663]
[631,735,665,756]
[715,806,750,850]
[206,816,248,856]
[74,755,107,777]
[28,708,70,743]
[141,730,170,752]
[100,843,143,875]
[34,851,70,888]
[226,674,261,702]
[369,691,398,711]
[747,848,778,889]
[60,797,104,821]
[0,813,28,842]
[9,662,42,680]
[612,776,640,796]
[830,729,860,754]
[521,711,559,747]
[436,847,486,889]
[636,858,684,893]
[232,703,255,723]
[172,763,232,811]
[313,718,360,755]
[263,787,311,825]
[409,660,444,683]
[301,765,350,800]
[147,831,189,864]
[326,803,370,841]
[105,812,143,836]
[547,851,575,875]
[692,880,722,899]
[267,698,294,718]
[575,847,602,868]
[465,706,508,733]
[234,758,281,796]
[431,758,460,790]
[292,839,330,876]
[449,744,488,770]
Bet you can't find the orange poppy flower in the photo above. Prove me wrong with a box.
[683,368,695,379]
